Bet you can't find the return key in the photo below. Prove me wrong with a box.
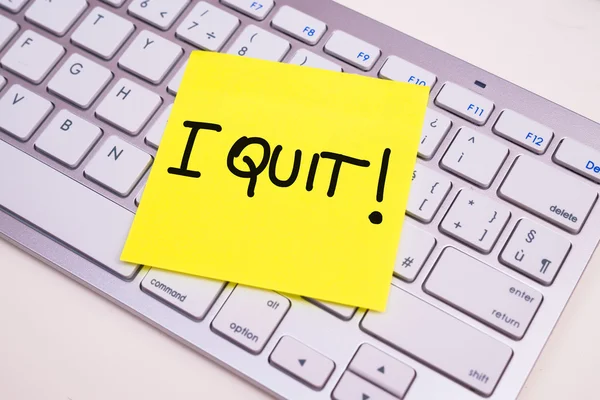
[424,247,542,339]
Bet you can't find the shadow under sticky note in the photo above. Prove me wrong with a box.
[121,51,429,311]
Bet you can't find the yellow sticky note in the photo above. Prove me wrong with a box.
[121,51,428,311]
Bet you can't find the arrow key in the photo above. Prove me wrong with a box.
[333,372,398,400]
[128,0,190,31]
[269,336,335,390]
[348,344,415,398]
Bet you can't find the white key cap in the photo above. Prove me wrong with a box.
[271,6,327,45]
[221,0,274,20]
[128,0,190,31]
[135,185,144,206]
[288,49,342,72]
[418,108,452,159]
[145,104,172,149]
[84,136,152,196]
[141,268,226,320]
[324,30,380,71]
[47,53,113,109]
[25,0,87,36]
[379,56,437,89]
[211,285,290,354]
[0,14,19,51]
[0,75,5,91]
[0,0,28,13]
[1,30,65,84]
[394,222,436,282]
[333,372,397,400]
[425,247,542,339]
[35,110,101,168]
[118,30,182,84]
[100,0,125,7]
[406,163,452,223]
[0,140,138,279]
[441,127,509,188]
[96,78,162,135]
[349,344,416,399]
[361,286,512,396]
[554,138,600,183]
[176,2,239,52]
[71,7,135,60]
[435,82,495,125]
[493,110,553,154]
[226,25,290,62]
[269,336,335,390]
[500,219,571,285]
[499,156,597,234]
[306,298,356,321]
[440,189,511,253]
[0,84,53,141]
[167,60,186,95]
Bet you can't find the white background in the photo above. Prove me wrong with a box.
[1,0,599,399]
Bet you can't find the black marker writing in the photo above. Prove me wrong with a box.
[305,153,320,192]
[320,152,370,197]
[227,136,271,197]
[368,148,391,225]
[269,145,302,188]
[168,120,222,178]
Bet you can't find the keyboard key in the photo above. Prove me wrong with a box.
[48,53,113,109]
[25,0,87,36]
[0,0,28,13]
[1,30,65,84]
[440,189,511,253]
[0,84,53,141]
[441,127,509,188]
[493,110,553,154]
[84,136,152,196]
[500,219,571,285]
[0,75,5,91]
[145,104,173,149]
[0,139,139,279]
[379,56,437,89]
[333,372,396,400]
[135,185,144,206]
[100,0,126,7]
[0,13,19,51]
[118,30,183,84]
[360,287,512,396]
[435,82,495,125]
[394,222,436,282]
[499,156,597,234]
[226,25,290,62]
[96,78,162,135]
[271,6,327,45]
[176,2,239,52]
[211,285,290,354]
[167,60,186,95]
[418,108,452,159]
[406,163,452,223]
[34,110,102,168]
[221,0,274,20]
[71,7,135,60]
[128,0,190,31]
[141,268,226,320]
[269,336,335,390]
[288,49,342,72]
[324,30,380,71]
[305,298,357,321]
[425,247,542,339]
[554,138,600,183]
[348,344,416,399]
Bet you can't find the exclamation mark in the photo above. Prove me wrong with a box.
[369,148,391,225]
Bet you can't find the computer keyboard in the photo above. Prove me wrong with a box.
[1,0,599,399]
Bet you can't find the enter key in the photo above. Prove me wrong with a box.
[424,247,542,340]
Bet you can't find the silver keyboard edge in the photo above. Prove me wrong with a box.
[2,1,600,400]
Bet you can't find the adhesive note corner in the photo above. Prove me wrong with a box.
[121,51,429,311]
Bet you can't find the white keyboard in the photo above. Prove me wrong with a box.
[1,1,600,399]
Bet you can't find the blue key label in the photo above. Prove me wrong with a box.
[467,104,485,117]
[408,76,427,86]
[250,2,263,10]
[302,26,316,37]
[586,160,600,174]
[525,132,544,147]
[357,52,370,62]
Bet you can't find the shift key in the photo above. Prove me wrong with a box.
[211,285,290,354]
[499,156,597,233]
